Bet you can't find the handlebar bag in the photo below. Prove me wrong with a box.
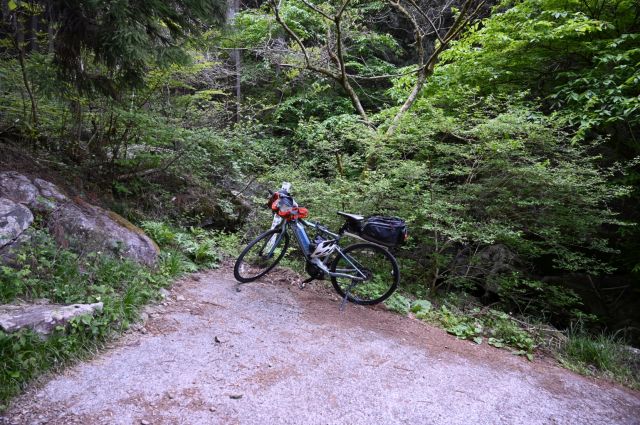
[359,216,408,247]
[269,191,294,211]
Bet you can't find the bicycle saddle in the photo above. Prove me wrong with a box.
[337,211,364,222]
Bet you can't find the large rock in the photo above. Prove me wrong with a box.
[0,171,66,212]
[0,302,103,336]
[49,201,159,266]
[0,172,159,266]
[0,197,33,248]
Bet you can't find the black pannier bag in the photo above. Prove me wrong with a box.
[359,216,408,247]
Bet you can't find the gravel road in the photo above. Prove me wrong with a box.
[2,266,639,425]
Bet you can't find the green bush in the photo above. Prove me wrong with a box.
[496,274,585,326]
[142,221,223,269]
[140,221,177,247]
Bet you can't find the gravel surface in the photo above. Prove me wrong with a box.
[2,266,639,425]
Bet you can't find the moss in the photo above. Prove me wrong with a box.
[107,210,160,253]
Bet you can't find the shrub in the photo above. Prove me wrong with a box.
[141,221,222,269]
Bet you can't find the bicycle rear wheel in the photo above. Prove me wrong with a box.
[330,243,399,305]
[234,228,289,283]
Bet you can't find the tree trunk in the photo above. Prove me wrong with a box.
[1,0,8,23]
[227,0,241,123]
[234,46,241,122]
[341,77,369,124]
[12,7,38,127]
[385,62,432,136]
[29,11,37,52]
[47,1,54,54]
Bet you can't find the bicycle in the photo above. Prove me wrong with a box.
[233,182,402,307]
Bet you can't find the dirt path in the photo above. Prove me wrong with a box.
[2,267,639,425]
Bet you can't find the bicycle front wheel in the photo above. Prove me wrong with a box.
[234,228,289,283]
[330,243,399,305]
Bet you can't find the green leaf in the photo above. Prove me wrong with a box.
[410,299,432,313]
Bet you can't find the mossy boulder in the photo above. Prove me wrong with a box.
[0,172,159,266]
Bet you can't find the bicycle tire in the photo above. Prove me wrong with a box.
[234,228,290,283]
[330,243,399,305]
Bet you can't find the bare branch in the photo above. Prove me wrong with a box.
[270,0,341,81]
[115,151,184,181]
[334,1,351,84]
[406,0,445,44]
[299,0,333,21]
[347,66,427,80]
[385,0,481,137]
[336,0,351,18]
[270,0,370,123]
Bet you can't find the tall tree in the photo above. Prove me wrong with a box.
[227,0,243,122]
[270,0,487,132]
[1,0,228,91]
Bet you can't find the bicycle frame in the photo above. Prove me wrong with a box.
[262,182,394,283]
[263,215,371,282]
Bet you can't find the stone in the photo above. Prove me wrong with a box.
[159,288,170,299]
[0,197,33,248]
[453,244,517,295]
[32,178,68,209]
[0,171,65,213]
[0,172,41,207]
[48,202,159,266]
[0,172,159,266]
[0,302,103,336]
[171,188,250,231]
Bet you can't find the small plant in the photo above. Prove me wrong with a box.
[561,324,639,388]
[436,305,484,344]
[410,299,432,319]
[412,300,537,357]
[209,230,242,257]
[141,221,177,247]
[483,310,536,358]
[159,250,197,277]
[384,293,411,315]
[142,221,221,269]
